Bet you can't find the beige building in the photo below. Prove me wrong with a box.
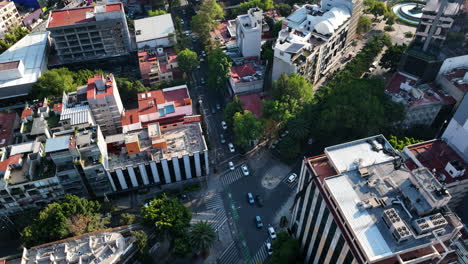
[0,1,20,38]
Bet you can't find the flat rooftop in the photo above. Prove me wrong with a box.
[134,14,175,43]
[309,135,462,263]
[405,139,468,184]
[108,122,206,169]
[24,231,127,264]
[47,3,123,28]
[0,32,49,98]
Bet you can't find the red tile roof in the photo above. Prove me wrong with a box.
[0,154,21,172]
[121,108,140,126]
[230,64,256,83]
[48,3,123,28]
[53,103,63,113]
[86,74,115,99]
[0,112,17,147]
[406,139,468,184]
[238,93,263,118]
[21,108,33,119]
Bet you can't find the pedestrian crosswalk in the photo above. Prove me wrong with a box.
[205,192,224,210]
[250,238,272,264]
[218,241,241,264]
[221,168,244,186]
[189,192,227,231]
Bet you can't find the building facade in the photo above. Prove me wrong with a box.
[272,3,353,84]
[138,48,182,87]
[291,135,466,264]
[236,8,262,58]
[436,54,468,106]
[86,74,124,135]
[46,3,131,64]
[0,1,20,38]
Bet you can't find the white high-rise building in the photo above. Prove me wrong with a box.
[271,0,362,84]
[236,8,262,58]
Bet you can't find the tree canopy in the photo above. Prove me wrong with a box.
[224,96,243,126]
[388,135,423,151]
[270,232,300,264]
[177,48,200,75]
[192,0,224,45]
[189,221,216,254]
[379,43,407,72]
[233,110,263,148]
[148,9,167,16]
[141,194,192,237]
[31,68,76,99]
[276,3,292,16]
[0,26,29,53]
[357,16,372,34]
[115,77,147,108]
[366,0,387,18]
[207,48,232,92]
[234,0,274,15]
[21,195,107,247]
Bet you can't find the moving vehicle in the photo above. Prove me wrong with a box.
[221,121,227,130]
[266,243,273,255]
[268,226,277,239]
[247,192,254,204]
[220,134,225,144]
[255,216,263,228]
[287,173,298,183]
[228,161,235,170]
[241,164,249,176]
[228,143,235,152]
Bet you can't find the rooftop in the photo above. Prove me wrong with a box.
[442,67,468,93]
[0,32,48,98]
[230,63,264,83]
[108,121,206,169]
[405,139,467,184]
[238,93,263,118]
[0,112,18,147]
[23,231,128,264]
[385,72,456,107]
[87,74,116,100]
[45,136,72,153]
[308,135,463,263]
[424,0,460,16]
[122,85,192,128]
[47,3,123,28]
[134,14,175,43]
[60,105,94,126]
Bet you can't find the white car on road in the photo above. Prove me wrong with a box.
[287,173,298,183]
[221,121,227,130]
[268,226,277,240]
[241,164,249,176]
[228,143,235,152]
[228,161,235,170]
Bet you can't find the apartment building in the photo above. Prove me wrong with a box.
[236,8,262,58]
[46,3,131,64]
[0,1,20,38]
[86,74,124,135]
[121,85,193,132]
[272,3,353,84]
[291,135,466,264]
[138,48,182,87]
[385,72,455,128]
[105,119,208,192]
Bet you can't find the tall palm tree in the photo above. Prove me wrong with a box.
[190,221,216,255]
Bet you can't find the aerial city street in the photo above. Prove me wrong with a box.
[0,0,466,263]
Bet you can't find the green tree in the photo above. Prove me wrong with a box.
[277,135,302,161]
[207,48,232,92]
[31,68,76,99]
[272,73,313,103]
[177,48,200,75]
[224,96,243,126]
[272,20,283,38]
[369,1,387,19]
[357,16,372,34]
[119,213,137,226]
[192,0,224,45]
[233,110,263,148]
[131,230,153,263]
[270,232,300,264]
[141,194,192,237]
[115,77,147,108]
[148,9,167,16]
[276,3,291,16]
[173,232,192,256]
[21,195,106,247]
[73,69,104,86]
[379,44,407,72]
[189,221,216,254]
[385,11,396,25]
[388,135,423,151]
